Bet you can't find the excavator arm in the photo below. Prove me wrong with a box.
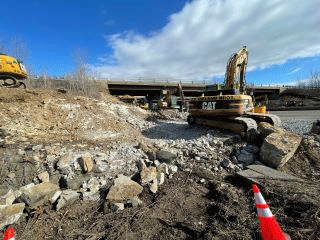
[224,46,248,94]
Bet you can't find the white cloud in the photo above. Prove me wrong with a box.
[277,78,309,86]
[94,0,320,81]
[288,67,302,74]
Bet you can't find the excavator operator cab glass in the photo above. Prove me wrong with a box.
[16,59,27,72]
[19,63,27,72]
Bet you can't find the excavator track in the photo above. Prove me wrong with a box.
[0,76,26,89]
[234,116,258,142]
[244,112,281,127]
[187,112,282,143]
[187,115,258,142]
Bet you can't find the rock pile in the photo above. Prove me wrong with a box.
[2,118,317,230]
[0,147,181,229]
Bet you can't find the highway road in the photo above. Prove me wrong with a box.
[270,110,320,121]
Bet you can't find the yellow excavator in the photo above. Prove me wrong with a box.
[0,53,28,88]
[187,46,281,142]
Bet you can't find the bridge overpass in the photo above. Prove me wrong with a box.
[107,80,294,97]
[107,80,207,97]
[246,84,292,96]
[44,79,294,98]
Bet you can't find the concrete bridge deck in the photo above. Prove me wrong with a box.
[107,80,294,97]
[45,79,295,97]
[107,80,207,96]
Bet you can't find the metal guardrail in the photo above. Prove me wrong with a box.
[246,84,296,88]
[28,76,210,84]
[29,76,305,88]
[105,78,210,84]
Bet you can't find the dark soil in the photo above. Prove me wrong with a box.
[8,162,320,240]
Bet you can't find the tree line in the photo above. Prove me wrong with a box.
[297,71,320,89]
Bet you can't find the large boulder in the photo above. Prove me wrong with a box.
[260,131,302,169]
[56,152,75,174]
[141,167,157,184]
[0,203,25,230]
[310,120,320,134]
[156,150,176,163]
[78,152,94,173]
[18,182,60,209]
[237,150,255,165]
[137,160,157,184]
[37,171,50,183]
[93,153,109,173]
[56,190,80,210]
[0,187,15,205]
[106,175,143,202]
[81,191,100,201]
[258,122,284,138]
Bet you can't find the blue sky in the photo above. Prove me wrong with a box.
[1,0,320,85]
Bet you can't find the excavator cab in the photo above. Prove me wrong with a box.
[0,53,28,88]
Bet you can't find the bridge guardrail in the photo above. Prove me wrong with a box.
[105,79,210,85]
[246,84,296,88]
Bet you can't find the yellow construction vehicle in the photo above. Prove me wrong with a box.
[251,95,268,113]
[148,84,186,110]
[0,53,28,88]
[187,47,281,142]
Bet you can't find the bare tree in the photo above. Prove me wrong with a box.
[11,37,30,63]
[297,77,306,89]
[69,47,98,96]
[72,47,89,80]
[0,38,7,54]
[309,70,320,88]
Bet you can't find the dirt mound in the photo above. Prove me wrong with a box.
[154,109,188,121]
[0,88,150,144]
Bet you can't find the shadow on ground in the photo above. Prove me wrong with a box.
[142,121,236,141]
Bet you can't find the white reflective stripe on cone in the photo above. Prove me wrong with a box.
[254,193,267,205]
[257,208,273,218]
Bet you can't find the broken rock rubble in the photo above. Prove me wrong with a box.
[0,203,25,230]
[0,119,310,230]
[18,182,60,210]
[0,187,15,206]
[106,174,143,202]
[105,158,180,211]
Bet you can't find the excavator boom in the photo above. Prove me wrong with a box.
[224,46,248,94]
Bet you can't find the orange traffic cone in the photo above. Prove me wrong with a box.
[3,227,14,240]
[253,184,289,240]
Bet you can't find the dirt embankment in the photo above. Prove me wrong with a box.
[0,88,151,144]
[267,90,320,111]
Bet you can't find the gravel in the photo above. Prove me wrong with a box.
[281,119,314,134]
[142,120,248,172]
